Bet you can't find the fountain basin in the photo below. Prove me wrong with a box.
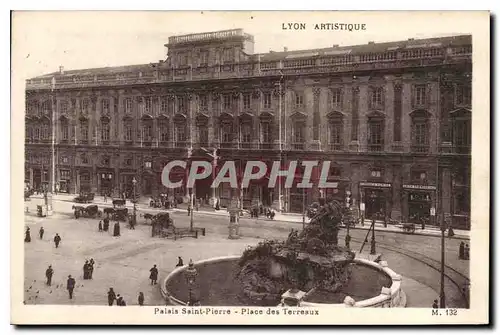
[162,256,406,308]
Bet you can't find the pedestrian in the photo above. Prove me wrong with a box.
[176,257,184,267]
[464,244,470,260]
[24,227,31,243]
[98,221,103,232]
[149,264,158,285]
[448,227,455,238]
[67,275,76,299]
[45,265,54,286]
[83,260,90,280]
[89,258,95,279]
[138,292,145,306]
[53,233,61,248]
[432,299,438,309]
[107,288,116,306]
[116,294,123,306]
[459,241,465,260]
[187,204,191,216]
[103,217,109,232]
[113,221,121,237]
[39,226,44,240]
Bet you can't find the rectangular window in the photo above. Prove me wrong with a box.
[124,123,133,141]
[160,123,168,142]
[222,123,232,143]
[82,99,89,114]
[241,124,252,143]
[368,120,383,151]
[243,94,251,110]
[61,123,69,140]
[370,170,382,178]
[332,88,342,108]
[175,125,186,142]
[101,122,110,141]
[263,92,272,109]
[42,124,49,140]
[223,94,232,110]
[261,123,271,143]
[415,85,427,106]
[60,101,68,114]
[160,99,168,113]
[34,127,40,140]
[456,84,472,106]
[125,98,133,114]
[329,122,342,148]
[143,124,152,141]
[371,87,383,107]
[198,126,208,145]
[144,98,152,114]
[295,93,304,107]
[200,50,209,66]
[80,122,88,141]
[199,95,208,111]
[222,48,233,63]
[411,170,427,182]
[178,96,187,113]
[293,124,305,142]
[414,123,428,146]
[102,99,110,114]
[179,53,188,66]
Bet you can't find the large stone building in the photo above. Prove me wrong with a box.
[24,29,472,229]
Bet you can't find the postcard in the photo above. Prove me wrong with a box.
[11,10,490,325]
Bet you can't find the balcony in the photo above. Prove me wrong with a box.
[291,142,305,150]
[452,145,471,155]
[367,144,383,152]
[259,142,275,150]
[158,141,170,147]
[198,141,209,148]
[411,145,430,153]
[124,140,134,147]
[240,142,252,149]
[175,141,188,148]
[329,143,344,151]
[220,142,236,149]
[142,141,153,148]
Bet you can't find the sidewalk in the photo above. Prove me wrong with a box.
[34,193,470,240]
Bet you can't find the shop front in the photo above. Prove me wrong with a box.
[97,169,114,196]
[402,184,436,224]
[359,182,392,220]
[58,169,71,193]
[77,168,92,193]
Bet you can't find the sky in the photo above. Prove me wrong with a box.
[12,11,477,80]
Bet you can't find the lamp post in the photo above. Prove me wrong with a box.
[184,259,198,306]
[345,191,352,249]
[302,188,306,230]
[190,187,194,232]
[132,177,137,226]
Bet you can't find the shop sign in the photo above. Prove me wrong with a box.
[359,182,391,188]
[403,184,436,190]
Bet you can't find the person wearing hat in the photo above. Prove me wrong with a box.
[432,299,439,309]
[107,288,116,306]
[45,265,54,286]
[67,275,76,299]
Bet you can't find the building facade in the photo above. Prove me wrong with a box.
[24,29,472,229]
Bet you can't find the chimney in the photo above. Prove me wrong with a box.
[284,47,288,52]
[59,66,64,74]
[368,41,374,45]
[332,44,339,47]
[408,38,415,41]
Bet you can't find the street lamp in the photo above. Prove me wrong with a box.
[184,259,198,306]
[132,177,137,227]
[302,188,306,230]
[190,187,194,232]
[345,191,352,249]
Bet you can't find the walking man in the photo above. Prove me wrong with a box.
[149,264,158,285]
[83,260,90,280]
[39,226,44,240]
[176,257,184,267]
[138,292,145,306]
[25,227,31,243]
[113,222,121,237]
[53,233,61,248]
[67,275,76,299]
[45,265,54,286]
[459,241,465,260]
[107,288,116,306]
[89,258,95,279]
[98,221,103,232]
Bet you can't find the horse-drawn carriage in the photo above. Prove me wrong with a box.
[73,193,95,204]
[72,204,101,219]
[102,207,129,221]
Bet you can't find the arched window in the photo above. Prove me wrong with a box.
[80,118,89,143]
[81,99,90,115]
[60,116,69,141]
[42,101,51,115]
[196,114,209,147]
[367,112,385,152]
[158,116,169,144]
[411,110,430,153]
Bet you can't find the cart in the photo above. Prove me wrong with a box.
[401,222,416,234]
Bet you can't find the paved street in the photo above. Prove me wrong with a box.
[24,196,469,308]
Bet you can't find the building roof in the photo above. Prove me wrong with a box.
[28,33,471,81]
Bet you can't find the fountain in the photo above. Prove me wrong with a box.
[163,199,406,308]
